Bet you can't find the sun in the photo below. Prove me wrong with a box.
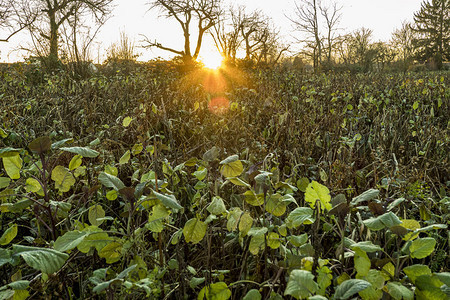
[200,51,224,70]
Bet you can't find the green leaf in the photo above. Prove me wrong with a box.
[296,177,310,192]
[386,282,414,300]
[363,212,402,231]
[220,155,243,177]
[434,272,450,286]
[119,150,130,164]
[2,153,22,179]
[147,204,169,233]
[28,136,51,154]
[354,248,371,276]
[60,147,99,158]
[104,165,118,176]
[286,207,314,228]
[0,177,11,189]
[0,224,18,245]
[0,148,20,158]
[98,172,125,191]
[131,143,143,155]
[106,190,118,201]
[98,241,122,264]
[77,232,112,253]
[266,193,287,216]
[207,196,227,215]
[305,181,331,211]
[54,231,89,252]
[198,282,231,300]
[409,237,436,259]
[238,212,253,236]
[183,218,207,244]
[193,167,207,181]
[243,289,261,300]
[51,166,76,193]
[351,189,379,206]
[267,232,281,249]
[153,190,182,210]
[334,279,371,300]
[287,234,308,247]
[249,234,265,255]
[412,101,419,110]
[203,146,220,162]
[0,248,12,267]
[226,207,242,232]
[88,205,106,226]
[69,155,82,171]
[403,264,431,284]
[228,177,250,187]
[284,270,318,299]
[122,116,132,127]
[350,241,382,253]
[25,178,44,196]
[12,245,68,274]
[243,190,264,206]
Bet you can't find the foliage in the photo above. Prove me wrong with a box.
[0,62,449,298]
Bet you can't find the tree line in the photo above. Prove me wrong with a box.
[0,0,449,71]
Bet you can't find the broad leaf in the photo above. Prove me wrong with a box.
[238,212,253,236]
[354,248,371,276]
[363,212,402,231]
[2,153,22,179]
[286,207,314,228]
[183,218,207,244]
[351,241,382,253]
[386,282,414,300]
[153,190,182,210]
[69,155,82,170]
[28,136,51,154]
[220,155,243,177]
[351,189,379,206]
[198,282,231,300]
[243,190,264,206]
[334,279,371,300]
[207,196,227,215]
[0,224,18,245]
[98,172,125,191]
[284,270,318,299]
[0,177,10,189]
[60,147,99,158]
[54,230,89,252]
[98,241,122,264]
[88,205,106,226]
[243,289,261,300]
[51,166,76,193]
[305,181,331,211]
[403,264,431,284]
[119,150,130,164]
[12,245,68,274]
[409,237,436,259]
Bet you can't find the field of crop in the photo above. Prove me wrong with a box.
[0,61,449,299]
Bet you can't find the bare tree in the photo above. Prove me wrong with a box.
[320,1,342,63]
[0,0,37,43]
[143,0,222,62]
[391,21,416,71]
[287,0,322,70]
[210,5,243,62]
[9,0,112,66]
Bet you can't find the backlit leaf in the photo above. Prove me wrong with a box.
[305,181,331,211]
[267,232,280,249]
[131,143,143,155]
[243,190,264,206]
[69,155,82,170]
[238,212,253,236]
[286,207,314,228]
[122,116,132,127]
[98,241,122,264]
[119,150,130,164]
[220,155,243,177]
[249,234,265,255]
[51,166,75,193]
[409,237,436,259]
[354,248,371,276]
[198,282,231,300]
[2,153,22,179]
[403,264,431,284]
[183,218,207,244]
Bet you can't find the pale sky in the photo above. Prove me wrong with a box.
[0,0,424,63]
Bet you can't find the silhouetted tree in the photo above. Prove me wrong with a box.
[9,0,112,67]
[0,0,37,42]
[412,0,449,69]
[144,0,223,62]
[320,1,342,63]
